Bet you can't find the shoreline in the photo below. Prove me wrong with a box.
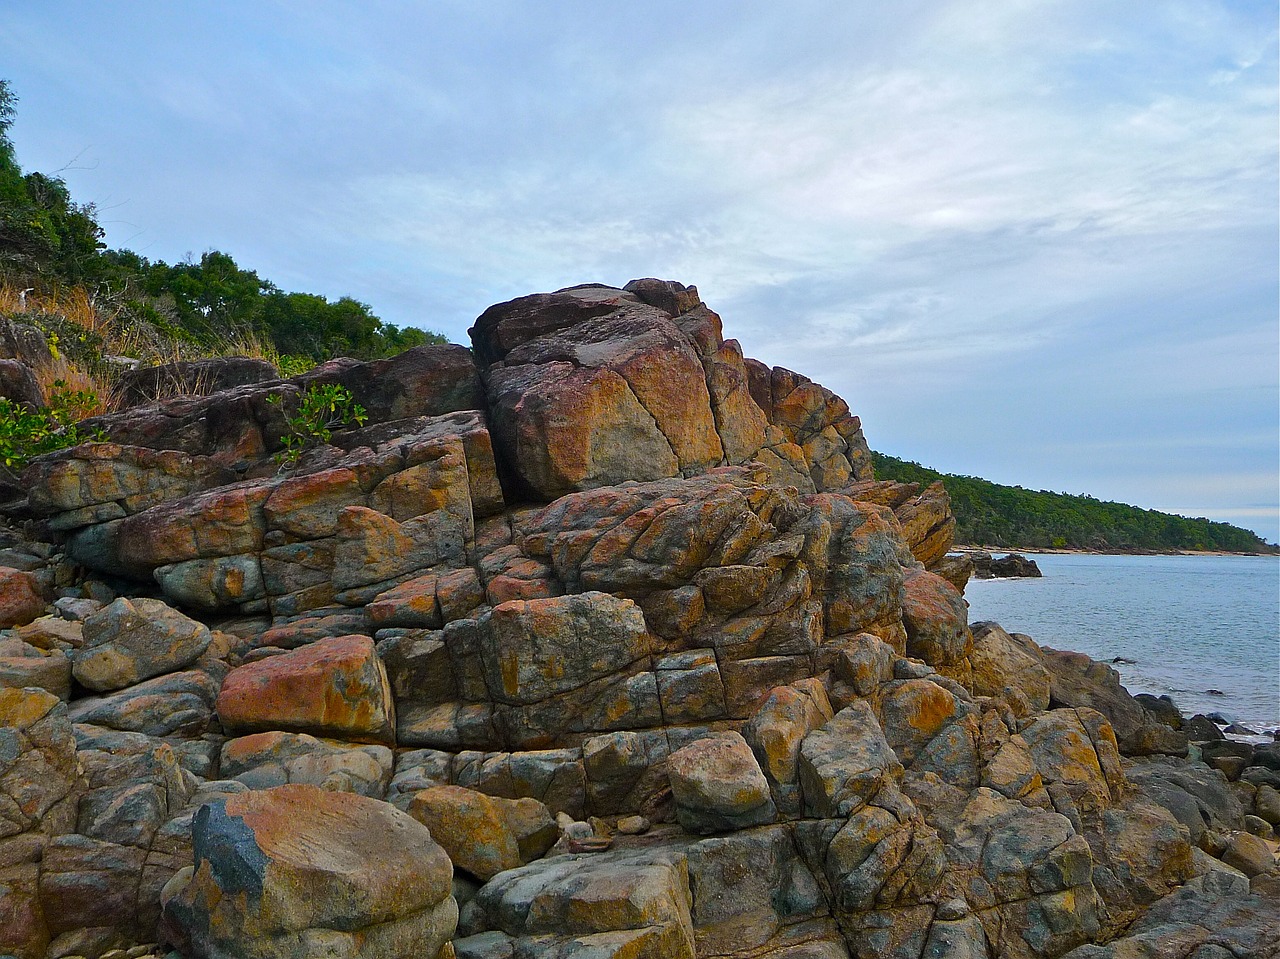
[953,544,1279,558]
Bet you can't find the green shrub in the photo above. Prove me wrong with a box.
[0,379,103,469]
[267,383,367,469]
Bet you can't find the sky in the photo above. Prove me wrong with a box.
[3,1,1278,541]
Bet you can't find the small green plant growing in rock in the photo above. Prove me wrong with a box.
[267,383,367,469]
[0,380,104,469]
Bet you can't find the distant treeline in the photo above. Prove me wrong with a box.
[872,451,1277,554]
[0,79,441,364]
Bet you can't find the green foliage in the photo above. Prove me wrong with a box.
[872,451,1278,554]
[267,383,367,469]
[0,379,102,470]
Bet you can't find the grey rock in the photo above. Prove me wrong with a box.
[72,597,211,693]
[798,701,902,819]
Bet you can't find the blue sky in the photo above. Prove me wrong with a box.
[4,1,1277,541]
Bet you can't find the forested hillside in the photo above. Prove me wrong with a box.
[872,451,1277,554]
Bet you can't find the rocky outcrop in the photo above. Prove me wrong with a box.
[970,551,1043,579]
[0,280,1271,959]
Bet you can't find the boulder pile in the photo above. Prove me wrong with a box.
[0,280,1275,959]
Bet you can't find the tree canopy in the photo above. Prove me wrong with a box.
[872,451,1276,554]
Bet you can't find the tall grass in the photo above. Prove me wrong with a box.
[0,279,314,413]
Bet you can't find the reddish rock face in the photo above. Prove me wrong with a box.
[901,569,972,667]
[216,634,396,743]
[0,567,44,629]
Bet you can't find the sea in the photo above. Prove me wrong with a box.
[963,553,1280,737]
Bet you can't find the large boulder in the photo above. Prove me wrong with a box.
[71,597,211,692]
[216,634,396,743]
[161,784,457,959]
[666,732,777,834]
[408,784,557,881]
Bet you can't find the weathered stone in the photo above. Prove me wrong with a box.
[901,569,971,667]
[876,678,962,767]
[0,648,71,699]
[0,567,44,629]
[456,846,696,958]
[114,355,279,406]
[72,726,192,851]
[38,835,148,941]
[743,681,835,816]
[477,593,651,707]
[72,597,211,693]
[161,784,457,959]
[220,731,394,797]
[799,701,902,819]
[967,621,1052,714]
[408,784,557,881]
[0,687,81,840]
[1220,831,1277,878]
[67,669,219,737]
[216,633,396,743]
[667,732,777,834]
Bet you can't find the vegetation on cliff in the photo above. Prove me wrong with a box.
[0,79,441,376]
[872,450,1276,554]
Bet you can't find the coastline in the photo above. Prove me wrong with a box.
[953,544,1279,557]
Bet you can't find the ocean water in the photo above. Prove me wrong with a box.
[963,553,1280,735]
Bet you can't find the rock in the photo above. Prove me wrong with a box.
[0,316,53,367]
[0,686,81,839]
[970,552,1043,579]
[161,784,458,959]
[1135,694,1183,729]
[408,784,557,880]
[798,701,902,819]
[1127,758,1244,846]
[742,680,835,815]
[0,358,43,408]
[113,357,279,406]
[0,567,44,629]
[216,633,396,743]
[1038,645,1186,756]
[0,648,71,699]
[892,481,956,569]
[1255,783,1280,825]
[617,815,650,835]
[1184,713,1225,742]
[455,846,696,958]
[38,834,149,944]
[901,569,971,667]
[66,669,219,737]
[220,731,394,797]
[931,553,974,593]
[666,732,777,834]
[476,592,652,707]
[72,597,211,693]
[967,622,1052,714]
[1220,831,1277,878]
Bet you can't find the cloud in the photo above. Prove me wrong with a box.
[2,0,1275,538]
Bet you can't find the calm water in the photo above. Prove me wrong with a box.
[964,553,1280,735]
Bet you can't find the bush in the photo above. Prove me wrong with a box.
[268,383,367,469]
[0,379,102,469]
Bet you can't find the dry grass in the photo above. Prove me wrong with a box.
[0,282,113,335]
[31,356,115,417]
[1,279,312,413]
